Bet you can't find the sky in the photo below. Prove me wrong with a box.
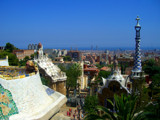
[0,0,160,49]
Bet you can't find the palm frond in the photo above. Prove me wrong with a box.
[96,105,117,120]
[84,113,103,120]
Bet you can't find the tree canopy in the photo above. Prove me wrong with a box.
[97,71,111,80]
[143,59,160,89]
[66,63,82,89]
[63,56,72,61]
[83,95,98,114]
[4,42,18,53]
[19,56,30,66]
[59,63,82,97]
[0,51,19,66]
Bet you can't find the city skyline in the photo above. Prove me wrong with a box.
[0,0,160,49]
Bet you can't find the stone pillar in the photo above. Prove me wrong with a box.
[56,81,66,95]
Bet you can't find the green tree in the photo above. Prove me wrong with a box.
[41,77,51,86]
[151,74,160,89]
[0,51,19,66]
[19,56,30,66]
[98,71,111,80]
[96,71,111,85]
[4,42,18,53]
[143,59,160,100]
[84,95,98,114]
[58,64,66,72]
[143,59,160,77]
[59,63,82,97]
[30,54,35,60]
[63,56,72,61]
[66,63,82,97]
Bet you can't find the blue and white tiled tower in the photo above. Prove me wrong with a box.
[132,16,142,78]
[131,16,144,94]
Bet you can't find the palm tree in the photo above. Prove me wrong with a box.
[85,94,145,120]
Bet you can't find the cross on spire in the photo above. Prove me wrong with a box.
[136,16,140,27]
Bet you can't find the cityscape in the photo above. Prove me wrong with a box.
[0,0,160,120]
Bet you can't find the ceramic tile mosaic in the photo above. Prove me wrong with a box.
[0,84,19,120]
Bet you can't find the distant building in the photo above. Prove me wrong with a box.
[84,65,99,84]
[67,50,82,61]
[117,54,134,67]
[28,44,38,50]
[13,50,34,60]
[55,57,64,63]
[52,49,67,57]
[0,46,5,50]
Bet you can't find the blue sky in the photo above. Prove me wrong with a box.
[0,0,160,49]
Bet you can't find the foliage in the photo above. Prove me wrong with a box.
[120,62,129,74]
[143,59,160,92]
[66,63,82,88]
[85,94,145,120]
[58,64,66,72]
[19,56,30,66]
[143,59,160,77]
[141,97,160,120]
[151,74,160,89]
[41,77,51,86]
[85,105,117,120]
[0,43,19,66]
[4,42,18,53]
[95,63,105,69]
[0,51,19,66]
[98,71,111,80]
[107,64,114,68]
[95,70,111,85]
[83,95,98,114]
[30,54,35,60]
[58,63,82,97]
[63,56,72,61]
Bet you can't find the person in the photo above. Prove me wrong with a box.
[81,113,84,118]
[73,114,75,120]
[67,111,69,116]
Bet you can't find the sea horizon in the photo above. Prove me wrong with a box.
[18,46,160,51]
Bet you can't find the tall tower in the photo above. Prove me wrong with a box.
[132,16,142,77]
[131,16,144,94]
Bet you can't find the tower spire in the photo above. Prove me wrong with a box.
[132,16,142,77]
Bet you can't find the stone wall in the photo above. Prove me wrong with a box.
[56,81,66,96]
[52,81,66,96]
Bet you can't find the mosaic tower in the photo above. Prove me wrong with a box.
[132,16,142,77]
[131,16,144,93]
